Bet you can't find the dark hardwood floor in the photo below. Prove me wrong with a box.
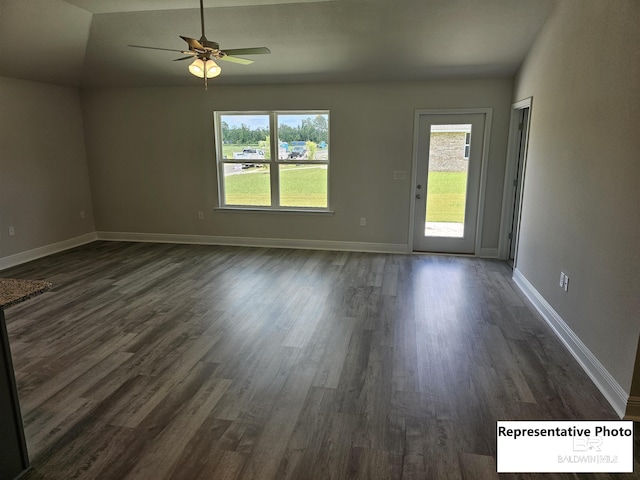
[1,241,636,479]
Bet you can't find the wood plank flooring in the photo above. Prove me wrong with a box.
[1,241,637,479]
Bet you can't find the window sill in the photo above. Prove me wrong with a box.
[215,207,334,216]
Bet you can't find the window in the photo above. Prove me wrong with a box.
[464,132,471,159]
[215,111,330,211]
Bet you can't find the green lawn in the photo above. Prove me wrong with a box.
[426,171,468,223]
[224,165,327,207]
[224,166,271,206]
[224,167,465,218]
[280,166,327,207]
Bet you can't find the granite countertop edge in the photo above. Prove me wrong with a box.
[0,278,53,310]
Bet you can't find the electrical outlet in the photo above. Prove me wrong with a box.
[198,211,204,220]
[393,171,406,180]
[8,226,15,237]
[80,210,86,220]
[559,272,565,288]
[360,217,366,226]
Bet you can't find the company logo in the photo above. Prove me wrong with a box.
[573,436,603,452]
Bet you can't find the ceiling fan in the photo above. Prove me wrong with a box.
[128,0,271,89]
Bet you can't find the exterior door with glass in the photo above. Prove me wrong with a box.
[412,112,487,254]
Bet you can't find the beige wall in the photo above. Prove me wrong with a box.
[81,78,512,249]
[513,0,640,392]
[0,0,91,86]
[0,77,95,260]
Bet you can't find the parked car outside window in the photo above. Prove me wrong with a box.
[288,146,308,159]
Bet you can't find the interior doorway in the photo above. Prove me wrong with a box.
[499,98,532,265]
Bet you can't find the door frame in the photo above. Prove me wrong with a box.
[409,108,493,254]
[498,97,533,265]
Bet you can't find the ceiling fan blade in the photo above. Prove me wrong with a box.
[128,44,189,53]
[180,36,205,51]
[219,56,254,65]
[223,47,271,56]
[173,55,196,61]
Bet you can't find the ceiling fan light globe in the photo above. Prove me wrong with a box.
[205,59,221,78]
[188,58,206,78]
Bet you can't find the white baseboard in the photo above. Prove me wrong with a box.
[0,232,97,271]
[513,268,628,418]
[478,247,498,258]
[96,231,410,254]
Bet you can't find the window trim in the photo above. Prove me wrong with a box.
[214,110,330,212]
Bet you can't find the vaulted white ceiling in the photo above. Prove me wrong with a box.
[0,0,557,88]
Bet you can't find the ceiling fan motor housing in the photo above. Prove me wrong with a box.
[201,38,220,51]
